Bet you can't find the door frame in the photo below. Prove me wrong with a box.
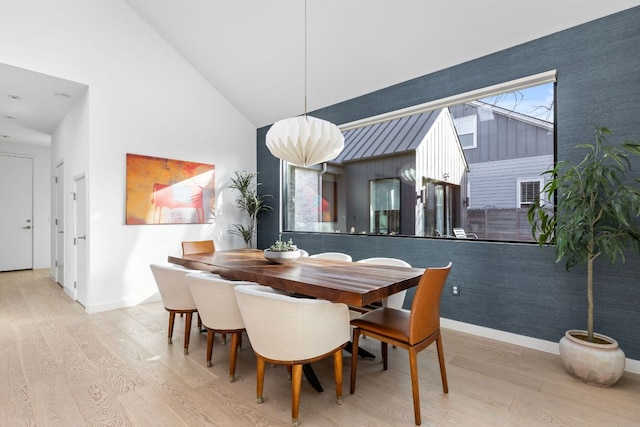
[73,173,88,307]
[55,161,65,287]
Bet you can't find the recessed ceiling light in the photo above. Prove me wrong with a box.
[6,94,21,100]
[54,92,71,98]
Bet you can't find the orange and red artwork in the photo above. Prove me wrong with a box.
[126,153,215,224]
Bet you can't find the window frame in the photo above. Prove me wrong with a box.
[280,70,557,243]
[517,178,544,208]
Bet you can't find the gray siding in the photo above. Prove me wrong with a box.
[450,103,553,164]
[469,155,553,209]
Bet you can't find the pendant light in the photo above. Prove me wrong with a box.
[265,0,344,168]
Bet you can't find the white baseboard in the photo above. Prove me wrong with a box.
[441,318,640,375]
[85,292,162,314]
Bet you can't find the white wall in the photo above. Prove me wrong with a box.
[0,141,51,269]
[0,0,257,312]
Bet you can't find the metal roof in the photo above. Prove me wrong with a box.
[332,109,440,164]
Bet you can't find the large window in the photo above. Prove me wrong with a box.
[283,72,556,242]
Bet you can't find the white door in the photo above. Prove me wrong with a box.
[55,162,64,285]
[74,175,88,306]
[0,154,33,271]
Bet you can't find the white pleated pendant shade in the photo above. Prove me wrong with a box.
[265,115,344,167]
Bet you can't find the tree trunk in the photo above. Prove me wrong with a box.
[587,254,594,342]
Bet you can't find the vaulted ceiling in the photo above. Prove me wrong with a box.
[2,1,639,146]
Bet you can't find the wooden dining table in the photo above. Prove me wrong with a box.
[168,249,425,392]
[167,249,425,308]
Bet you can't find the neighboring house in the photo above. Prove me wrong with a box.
[285,108,468,237]
[449,100,554,240]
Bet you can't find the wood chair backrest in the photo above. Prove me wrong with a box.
[181,240,215,255]
[408,262,452,344]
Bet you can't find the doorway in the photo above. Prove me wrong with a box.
[0,154,33,271]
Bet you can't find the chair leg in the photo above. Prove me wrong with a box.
[183,312,193,355]
[350,328,361,394]
[167,312,176,344]
[286,365,292,380]
[333,349,343,404]
[206,329,214,367]
[229,332,240,382]
[291,363,303,426]
[256,357,265,403]
[408,347,421,426]
[436,335,449,393]
[381,341,389,370]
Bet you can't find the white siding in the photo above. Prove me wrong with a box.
[415,109,467,186]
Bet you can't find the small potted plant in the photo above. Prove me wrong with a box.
[264,236,300,264]
[528,126,640,386]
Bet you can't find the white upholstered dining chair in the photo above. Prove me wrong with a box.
[186,272,255,382]
[309,252,352,262]
[150,263,205,354]
[356,257,411,310]
[234,284,351,427]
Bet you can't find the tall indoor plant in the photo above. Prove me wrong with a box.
[528,126,640,385]
[228,171,271,248]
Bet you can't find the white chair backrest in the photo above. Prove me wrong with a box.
[453,228,467,238]
[453,228,478,239]
[309,252,352,262]
[186,272,252,330]
[150,263,198,311]
[298,249,309,257]
[356,257,411,309]
[234,284,350,361]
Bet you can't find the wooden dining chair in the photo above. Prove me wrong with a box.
[181,239,215,255]
[309,252,352,262]
[350,262,452,426]
[234,284,350,427]
[150,263,205,354]
[186,272,256,382]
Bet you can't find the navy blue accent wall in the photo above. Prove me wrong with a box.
[257,7,640,360]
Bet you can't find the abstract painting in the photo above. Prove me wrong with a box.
[126,153,215,224]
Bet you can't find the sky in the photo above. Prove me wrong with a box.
[481,83,555,122]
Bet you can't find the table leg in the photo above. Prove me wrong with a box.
[344,341,376,359]
[303,363,323,392]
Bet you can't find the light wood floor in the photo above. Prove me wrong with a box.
[1,270,639,426]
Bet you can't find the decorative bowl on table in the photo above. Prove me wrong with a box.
[264,249,301,264]
[264,237,300,264]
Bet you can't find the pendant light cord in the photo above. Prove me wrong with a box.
[304,0,308,117]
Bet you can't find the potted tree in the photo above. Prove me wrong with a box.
[528,126,640,386]
[228,171,272,248]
